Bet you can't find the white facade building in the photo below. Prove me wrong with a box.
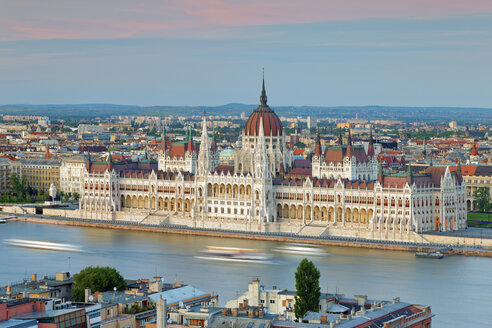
[77,79,467,234]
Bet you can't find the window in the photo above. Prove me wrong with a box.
[270,299,275,304]
[260,300,265,304]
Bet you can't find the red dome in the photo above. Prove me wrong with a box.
[244,106,283,137]
[244,77,283,137]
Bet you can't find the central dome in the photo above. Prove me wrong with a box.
[244,78,283,137]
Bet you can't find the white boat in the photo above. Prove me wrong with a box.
[3,239,82,252]
[196,246,271,263]
[273,243,327,256]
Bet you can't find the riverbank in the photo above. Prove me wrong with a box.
[9,215,492,258]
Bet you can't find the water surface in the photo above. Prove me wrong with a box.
[1,221,490,328]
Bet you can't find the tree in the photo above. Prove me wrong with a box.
[73,266,127,301]
[473,187,491,212]
[10,173,24,197]
[294,258,321,321]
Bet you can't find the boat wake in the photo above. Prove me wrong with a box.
[3,239,83,252]
[273,243,329,256]
[196,246,272,264]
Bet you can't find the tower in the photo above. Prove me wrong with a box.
[253,117,274,223]
[197,115,210,176]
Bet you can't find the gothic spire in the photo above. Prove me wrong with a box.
[210,120,217,152]
[161,125,167,151]
[406,164,413,184]
[260,71,267,106]
[338,127,343,145]
[367,126,375,157]
[346,129,353,158]
[314,127,322,157]
[187,125,194,152]
[197,114,210,175]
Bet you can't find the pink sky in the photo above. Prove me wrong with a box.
[1,0,492,41]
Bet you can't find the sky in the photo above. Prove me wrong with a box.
[1,0,492,108]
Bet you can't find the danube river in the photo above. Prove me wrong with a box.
[1,221,490,327]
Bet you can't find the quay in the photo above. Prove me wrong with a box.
[4,213,492,258]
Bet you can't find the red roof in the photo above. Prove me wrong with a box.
[470,142,480,156]
[324,146,369,164]
[449,164,476,176]
[168,142,199,158]
[286,168,312,178]
[244,106,283,137]
[214,165,235,174]
[293,149,305,156]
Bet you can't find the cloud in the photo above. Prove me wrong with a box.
[1,0,492,41]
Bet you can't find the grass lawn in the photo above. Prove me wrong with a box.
[467,212,492,228]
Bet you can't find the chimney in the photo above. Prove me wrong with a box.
[31,274,37,282]
[272,286,277,290]
[321,315,327,324]
[330,321,334,328]
[248,310,253,318]
[84,288,91,303]
[98,293,104,303]
[232,309,238,317]
[354,295,367,306]
[243,300,248,308]
[228,308,232,316]
[6,286,11,296]
[259,309,264,318]
[157,296,167,328]
[221,308,227,316]
[392,297,400,304]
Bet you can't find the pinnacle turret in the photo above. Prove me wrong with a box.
[260,72,267,106]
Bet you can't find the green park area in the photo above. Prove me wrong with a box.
[467,212,492,228]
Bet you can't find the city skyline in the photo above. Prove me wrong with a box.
[1,1,492,107]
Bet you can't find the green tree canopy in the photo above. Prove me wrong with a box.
[473,187,491,212]
[73,266,127,301]
[294,258,321,320]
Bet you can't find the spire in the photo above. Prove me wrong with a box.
[187,126,194,152]
[338,127,343,145]
[422,137,427,158]
[107,151,113,171]
[210,120,217,152]
[346,129,353,158]
[255,116,269,177]
[314,127,322,157]
[198,114,210,175]
[456,160,463,184]
[161,125,167,151]
[406,164,413,184]
[367,126,375,157]
[377,161,384,184]
[260,70,267,106]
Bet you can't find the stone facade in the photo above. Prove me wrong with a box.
[77,80,467,235]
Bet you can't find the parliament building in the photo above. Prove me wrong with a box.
[78,78,467,238]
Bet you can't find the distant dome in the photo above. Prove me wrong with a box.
[244,78,283,137]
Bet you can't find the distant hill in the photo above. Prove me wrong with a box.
[0,103,490,123]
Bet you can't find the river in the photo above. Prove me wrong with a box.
[1,221,490,327]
